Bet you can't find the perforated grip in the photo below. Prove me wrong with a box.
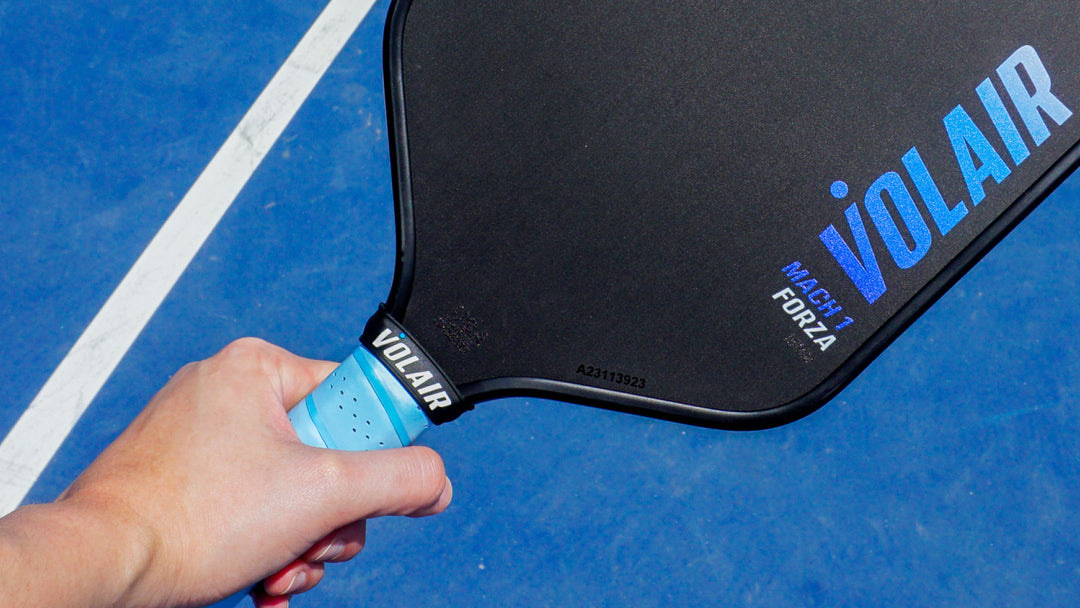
[289,345,430,450]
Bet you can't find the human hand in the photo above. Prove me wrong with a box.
[56,338,451,607]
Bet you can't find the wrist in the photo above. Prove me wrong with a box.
[61,492,163,606]
[0,495,161,608]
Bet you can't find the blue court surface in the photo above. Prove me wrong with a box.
[3,2,1080,606]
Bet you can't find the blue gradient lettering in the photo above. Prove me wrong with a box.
[944,104,1011,205]
[901,147,968,236]
[817,44,1070,306]
[864,171,932,269]
[976,78,1030,165]
[819,204,887,304]
[997,45,1073,146]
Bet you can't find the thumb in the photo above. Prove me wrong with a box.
[276,353,340,412]
[311,445,452,523]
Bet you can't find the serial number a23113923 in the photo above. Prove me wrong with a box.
[576,364,647,389]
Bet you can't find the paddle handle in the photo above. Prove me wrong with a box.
[204,345,429,607]
[289,345,430,450]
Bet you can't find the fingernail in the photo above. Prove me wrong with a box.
[312,538,346,562]
[283,571,307,595]
[437,476,453,510]
[413,476,453,517]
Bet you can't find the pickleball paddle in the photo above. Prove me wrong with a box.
[216,1,1080,604]
[291,0,1080,448]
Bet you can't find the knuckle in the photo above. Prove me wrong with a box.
[217,337,272,362]
[208,338,282,377]
[310,456,347,491]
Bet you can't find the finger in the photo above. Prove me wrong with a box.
[313,446,452,521]
[303,520,366,563]
[252,591,291,608]
[261,560,326,597]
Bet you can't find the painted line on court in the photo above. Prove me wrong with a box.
[0,0,378,515]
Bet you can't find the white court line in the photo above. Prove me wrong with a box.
[0,0,378,515]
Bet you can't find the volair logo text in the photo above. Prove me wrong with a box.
[820,45,1073,304]
[371,329,453,410]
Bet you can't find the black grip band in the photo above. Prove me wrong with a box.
[361,307,472,425]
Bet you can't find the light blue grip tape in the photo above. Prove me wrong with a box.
[288,345,430,450]
[204,347,431,608]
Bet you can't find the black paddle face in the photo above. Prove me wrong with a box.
[380,0,1080,428]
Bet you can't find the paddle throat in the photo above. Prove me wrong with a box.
[361,307,471,425]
